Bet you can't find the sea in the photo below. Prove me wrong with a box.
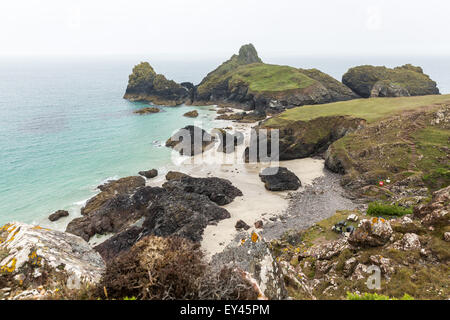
[0,54,449,227]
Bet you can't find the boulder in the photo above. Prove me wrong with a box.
[254,220,264,229]
[235,220,251,231]
[444,232,450,242]
[0,222,105,299]
[348,218,393,247]
[133,107,160,114]
[210,235,288,299]
[48,210,69,222]
[397,233,421,251]
[213,128,244,153]
[183,110,199,118]
[138,169,158,179]
[414,186,449,227]
[165,171,189,181]
[143,188,231,242]
[259,167,301,191]
[163,176,243,205]
[166,125,215,156]
[65,181,161,242]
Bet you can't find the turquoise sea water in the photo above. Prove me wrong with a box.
[0,55,448,227]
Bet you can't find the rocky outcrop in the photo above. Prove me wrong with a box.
[163,176,243,206]
[247,116,366,162]
[299,68,359,101]
[370,80,410,97]
[413,185,449,227]
[133,107,160,114]
[91,174,241,260]
[183,110,199,118]
[65,176,147,241]
[213,128,244,153]
[211,234,288,299]
[0,222,105,299]
[123,62,192,106]
[259,167,301,191]
[48,210,69,222]
[165,125,215,156]
[342,64,439,98]
[348,217,393,247]
[325,105,450,195]
[138,169,158,179]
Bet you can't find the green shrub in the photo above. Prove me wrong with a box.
[367,202,413,217]
[347,292,414,300]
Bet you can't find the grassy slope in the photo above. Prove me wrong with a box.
[197,62,318,96]
[266,94,450,126]
[229,64,317,94]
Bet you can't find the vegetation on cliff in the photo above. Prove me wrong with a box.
[342,64,440,98]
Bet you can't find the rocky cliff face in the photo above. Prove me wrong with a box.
[342,64,440,98]
[123,62,193,106]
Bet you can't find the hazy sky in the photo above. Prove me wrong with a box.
[0,0,449,57]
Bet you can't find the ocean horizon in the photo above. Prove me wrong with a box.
[0,54,449,228]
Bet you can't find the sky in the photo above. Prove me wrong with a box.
[0,0,449,57]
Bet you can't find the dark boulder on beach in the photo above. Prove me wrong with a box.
[183,110,199,118]
[165,125,215,156]
[259,167,301,191]
[92,174,242,259]
[138,169,158,179]
[163,175,243,205]
[235,219,250,230]
[213,128,244,154]
[48,210,69,222]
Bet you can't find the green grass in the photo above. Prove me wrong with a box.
[347,292,414,300]
[229,64,317,93]
[367,202,413,217]
[265,94,450,126]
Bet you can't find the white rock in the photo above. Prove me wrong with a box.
[347,214,359,222]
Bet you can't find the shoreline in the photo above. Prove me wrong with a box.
[40,105,357,260]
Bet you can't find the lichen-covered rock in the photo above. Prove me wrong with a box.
[348,218,393,247]
[302,238,348,260]
[394,233,421,251]
[0,222,105,299]
[211,234,287,299]
[259,167,301,191]
[342,64,439,98]
[414,186,449,227]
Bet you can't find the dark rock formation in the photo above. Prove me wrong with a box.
[138,169,158,179]
[143,188,230,242]
[254,220,264,229]
[123,62,191,106]
[213,128,244,153]
[87,174,241,259]
[48,210,69,222]
[133,107,160,114]
[216,111,266,123]
[246,116,366,162]
[165,171,189,181]
[298,68,360,101]
[163,175,243,205]
[235,220,250,230]
[65,176,147,241]
[342,64,439,98]
[259,167,301,191]
[183,110,199,118]
[413,186,449,227]
[165,125,215,156]
[94,226,145,263]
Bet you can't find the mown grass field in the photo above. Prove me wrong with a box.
[266,94,450,126]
